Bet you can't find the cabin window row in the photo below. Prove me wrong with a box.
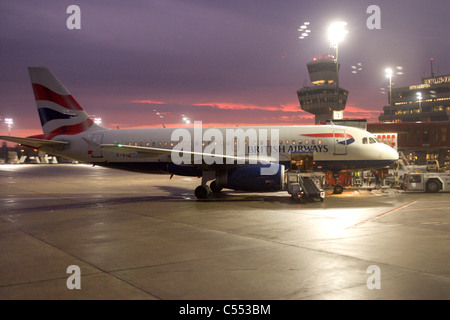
[122,139,324,147]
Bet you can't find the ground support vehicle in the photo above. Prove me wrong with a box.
[286,172,325,202]
[403,172,450,193]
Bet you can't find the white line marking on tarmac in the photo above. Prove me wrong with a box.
[347,201,417,229]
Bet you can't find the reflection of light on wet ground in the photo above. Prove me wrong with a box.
[0,164,32,170]
[293,208,370,239]
[326,188,403,198]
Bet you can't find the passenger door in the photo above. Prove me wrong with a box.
[333,128,347,155]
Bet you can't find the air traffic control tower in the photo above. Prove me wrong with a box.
[297,54,348,124]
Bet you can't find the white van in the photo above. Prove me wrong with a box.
[426,160,439,172]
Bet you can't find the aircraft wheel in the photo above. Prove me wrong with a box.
[333,185,344,194]
[195,185,212,199]
[210,180,223,193]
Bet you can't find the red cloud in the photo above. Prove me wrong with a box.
[130,100,167,105]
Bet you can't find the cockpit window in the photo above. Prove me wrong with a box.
[362,137,368,144]
[369,137,377,144]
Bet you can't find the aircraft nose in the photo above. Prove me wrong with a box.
[386,145,399,160]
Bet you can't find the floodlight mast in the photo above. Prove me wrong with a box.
[328,21,348,110]
[385,68,393,117]
[4,118,14,136]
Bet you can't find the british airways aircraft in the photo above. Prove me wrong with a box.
[0,67,398,198]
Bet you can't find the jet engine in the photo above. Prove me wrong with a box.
[224,164,285,191]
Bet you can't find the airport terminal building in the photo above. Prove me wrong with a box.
[367,121,450,168]
[378,74,450,123]
[371,73,450,167]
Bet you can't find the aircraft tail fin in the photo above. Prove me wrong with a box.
[28,67,104,138]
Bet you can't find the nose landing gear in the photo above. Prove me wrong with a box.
[333,184,344,194]
[331,171,344,194]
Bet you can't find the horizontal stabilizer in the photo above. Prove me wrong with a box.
[0,136,68,149]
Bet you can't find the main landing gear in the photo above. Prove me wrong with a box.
[194,180,223,199]
[209,180,223,193]
[194,184,212,199]
[194,170,224,199]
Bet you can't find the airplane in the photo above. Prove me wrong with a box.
[0,67,399,199]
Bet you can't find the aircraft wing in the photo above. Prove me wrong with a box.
[101,144,175,157]
[100,143,274,164]
[0,136,68,149]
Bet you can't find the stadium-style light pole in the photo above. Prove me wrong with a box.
[328,21,348,109]
[416,92,422,116]
[385,68,393,118]
[182,115,191,126]
[4,118,13,136]
[385,68,393,105]
[298,21,311,40]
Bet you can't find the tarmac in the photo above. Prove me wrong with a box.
[0,164,449,300]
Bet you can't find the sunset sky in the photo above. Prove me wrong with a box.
[1,0,449,138]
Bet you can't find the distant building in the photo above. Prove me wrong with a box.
[379,74,450,122]
[297,55,348,124]
[367,121,450,167]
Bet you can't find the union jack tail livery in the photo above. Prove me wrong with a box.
[28,67,103,139]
